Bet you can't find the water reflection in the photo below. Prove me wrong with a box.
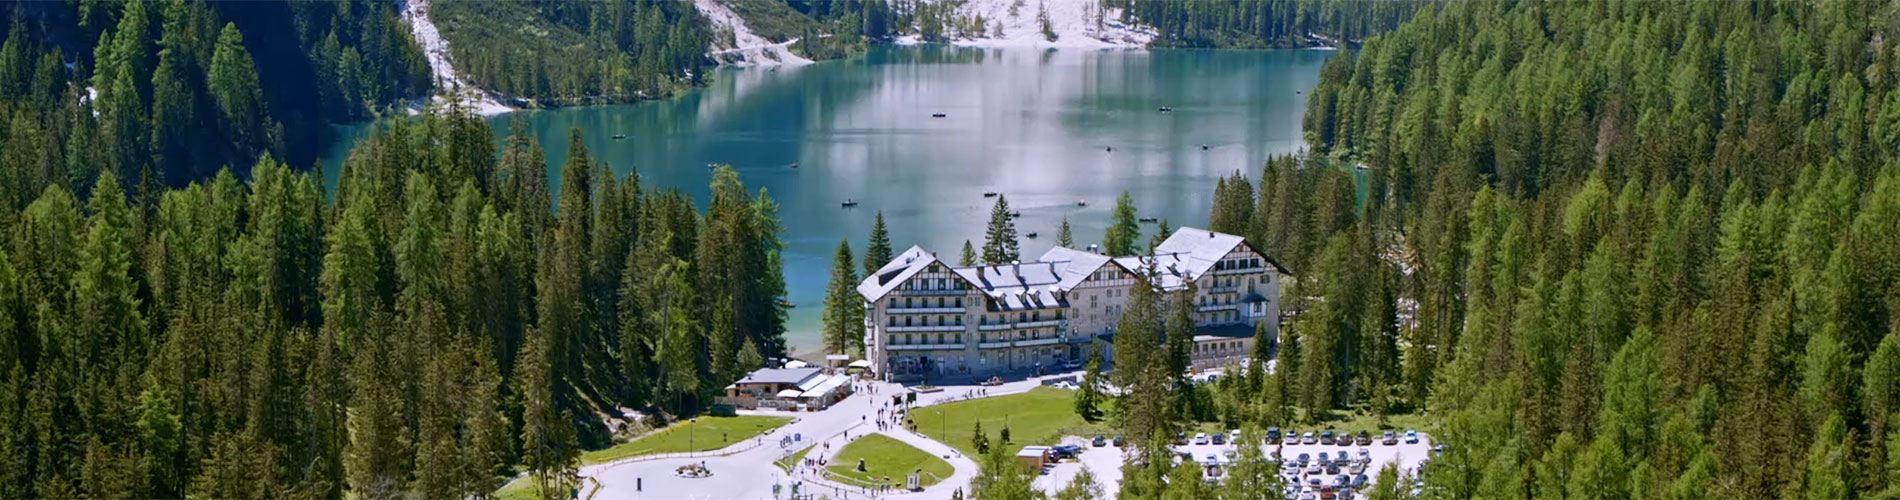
[320,45,1330,352]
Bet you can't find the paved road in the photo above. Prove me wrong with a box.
[579,371,1085,499]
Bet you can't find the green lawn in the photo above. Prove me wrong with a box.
[825,434,955,488]
[580,415,793,464]
[775,444,817,473]
[910,387,1113,457]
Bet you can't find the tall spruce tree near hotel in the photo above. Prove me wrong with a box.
[823,239,861,356]
[1104,190,1140,256]
[1056,217,1075,248]
[865,211,892,275]
[961,240,977,266]
[982,195,1019,264]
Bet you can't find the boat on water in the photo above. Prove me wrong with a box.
[841,199,859,208]
[778,299,796,308]
[1076,199,1087,207]
[790,162,800,169]
[1158,106,1173,112]
[932,113,947,118]
[1200,144,1209,150]
[1008,211,1022,218]
[611,134,627,140]
[1026,232,1039,239]
[1138,217,1159,223]
[983,192,999,197]
[1105,146,1113,152]
[1354,163,1370,170]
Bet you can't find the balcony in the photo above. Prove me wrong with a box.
[887,324,966,333]
[1014,338,1061,347]
[1196,304,1238,313]
[1014,319,1063,329]
[887,306,966,314]
[977,323,1014,332]
[978,341,1013,349]
[887,343,966,351]
[900,288,967,296]
[1209,284,1241,293]
[1213,266,1262,276]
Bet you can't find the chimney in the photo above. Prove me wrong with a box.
[1049,262,1057,275]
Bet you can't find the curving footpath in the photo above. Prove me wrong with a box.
[579,372,1081,499]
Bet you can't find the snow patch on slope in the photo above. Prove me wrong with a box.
[929,0,1155,49]
[695,0,813,66]
[401,0,513,116]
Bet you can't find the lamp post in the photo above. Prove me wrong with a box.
[690,418,697,453]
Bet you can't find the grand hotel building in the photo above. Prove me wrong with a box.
[855,227,1291,382]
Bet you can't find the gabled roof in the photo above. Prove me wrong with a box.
[1037,246,1121,289]
[951,260,1067,311]
[1116,227,1294,288]
[856,246,940,301]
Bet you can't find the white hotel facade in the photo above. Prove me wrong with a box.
[855,227,1292,382]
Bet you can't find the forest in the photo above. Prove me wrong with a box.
[0,1,432,178]
[0,100,790,497]
[1110,0,1436,49]
[430,0,712,104]
[1274,0,1900,498]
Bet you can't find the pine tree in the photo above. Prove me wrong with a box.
[864,211,892,276]
[1056,217,1074,248]
[517,331,578,500]
[1105,190,1140,256]
[1074,351,1105,422]
[961,240,977,266]
[982,195,1019,264]
[822,239,861,356]
[207,23,268,160]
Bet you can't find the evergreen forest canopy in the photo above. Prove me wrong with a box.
[0,103,791,498]
[0,0,433,184]
[1201,0,1900,498]
[1110,0,1435,49]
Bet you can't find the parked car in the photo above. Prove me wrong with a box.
[1352,474,1370,489]
[1091,435,1106,447]
[1303,432,1318,444]
[1286,429,1302,445]
[1113,435,1125,447]
[1307,477,1322,487]
[983,376,1004,386]
[1335,475,1351,487]
[1326,462,1341,475]
[1176,432,1188,445]
[1432,444,1446,456]
[1381,431,1398,445]
[1357,430,1373,446]
[1357,448,1371,462]
[1212,432,1226,445]
[1296,453,1311,466]
[1404,430,1420,444]
[1268,427,1282,442]
[1320,430,1336,445]
[1307,462,1324,475]
[1194,433,1210,445]
[1052,444,1082,459]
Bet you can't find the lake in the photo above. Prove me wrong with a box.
[320,45,1332,354]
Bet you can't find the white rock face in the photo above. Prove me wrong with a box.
[929,0,1155,49]
[400,0,513,115]
[696,0,814,66]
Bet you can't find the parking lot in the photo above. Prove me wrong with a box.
[1037,429,1435,499]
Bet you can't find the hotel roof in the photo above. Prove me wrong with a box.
[856,245,939,301]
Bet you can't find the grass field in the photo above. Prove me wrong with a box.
[775,444,817,473]
[825,434,955,488]
[909,387,1113,457]
[580,415,793,464]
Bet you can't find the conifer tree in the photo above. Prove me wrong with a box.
[1056,216,1074,248]
[961,240,977,266]
[864,211,892,276]
[982,195,1019,264]
[823,239,861,356]
[1104,190,1140,256]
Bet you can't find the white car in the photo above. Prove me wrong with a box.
[1194,433,1209,445]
